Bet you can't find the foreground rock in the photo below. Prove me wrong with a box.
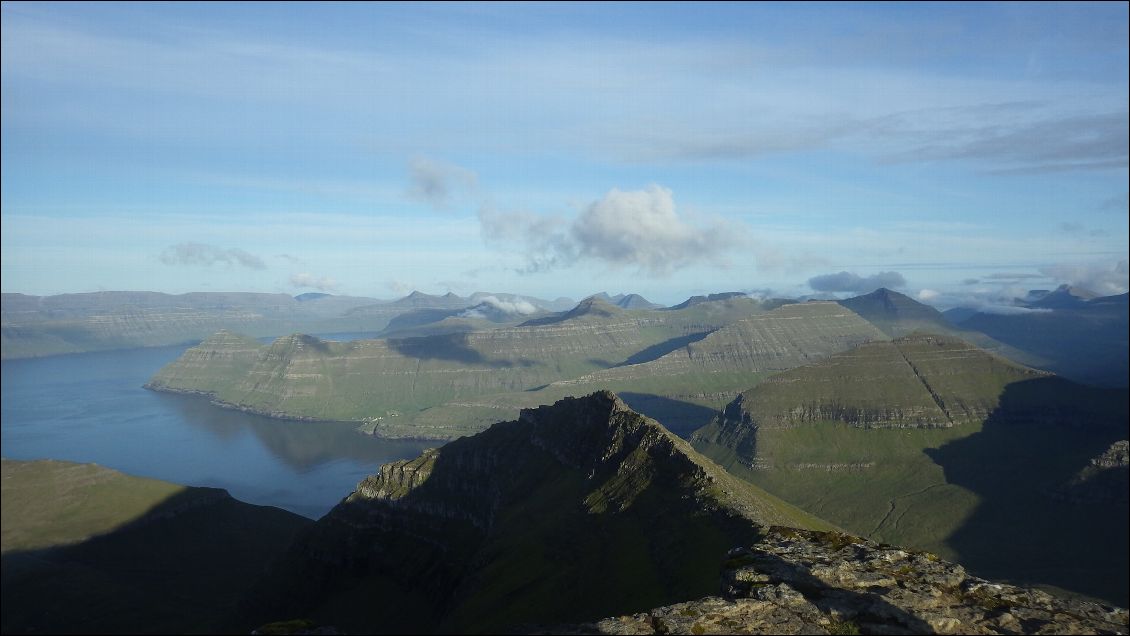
[576,527,1129,635]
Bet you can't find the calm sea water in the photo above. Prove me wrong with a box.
[0,344,433,519]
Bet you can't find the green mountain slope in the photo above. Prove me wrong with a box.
[145,296,787,435]
[355,301,887,441]
[692,335,1129,605]
[249,392,833,633]
[399,301,890,439]
[1,459,311,634]
[837,288,1045,367]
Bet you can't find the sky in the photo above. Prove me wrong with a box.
[2,1,1127,307]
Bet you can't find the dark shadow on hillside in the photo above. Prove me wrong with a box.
[618,392,719,439]
[961,298,1129,388]
[924,377,1129,606]
[1,488,310,635]
[383,308,459,332]
[619,331,712,366]
[388,332,533,368]
[247,404,771,633]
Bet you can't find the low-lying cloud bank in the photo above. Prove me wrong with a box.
[459,295,539,319]
[160,243,265,269]
[479,185,741,276]
[1040,259,1128,297]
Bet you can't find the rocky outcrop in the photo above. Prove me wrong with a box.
[1091,440,1130,469]
[1052,440,1129,505]
[575,527,1129,635]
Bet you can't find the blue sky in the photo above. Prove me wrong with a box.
[2,2,1127,306]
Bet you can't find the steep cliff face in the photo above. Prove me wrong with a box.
[250,392,831,633]
[144,329,264,396]
[574,527,1129,635]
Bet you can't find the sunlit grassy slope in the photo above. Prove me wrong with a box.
[148,299,886,440]
[692,335,1129,605]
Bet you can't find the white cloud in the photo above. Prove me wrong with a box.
[917,288,940,301]
[479,185,741,276]
[808,270,906,292]
[407,156,477,210]
[159,243,265,269]
[459,295,538,319]
[289,272,338,292]
[1040,259,1129,296]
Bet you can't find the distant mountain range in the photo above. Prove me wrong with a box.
[145,296,886,439]
[0,289,577,359]
[944,285,1129,387]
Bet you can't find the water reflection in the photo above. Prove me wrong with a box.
[154,392,433,472]
[1,344,434,519]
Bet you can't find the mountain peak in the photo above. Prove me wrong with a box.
[1028,284,1099,309]
[519,296,623,326]
[837,287,947,337]
[264,392,830,632]
[668,291,748,310]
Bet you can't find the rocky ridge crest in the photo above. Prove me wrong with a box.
[574,526,1129,635]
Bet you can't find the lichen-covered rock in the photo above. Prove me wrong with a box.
[577,527,1129,635]
[1092,441,1130,469]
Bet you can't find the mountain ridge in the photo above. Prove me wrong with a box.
[249,391,832,633]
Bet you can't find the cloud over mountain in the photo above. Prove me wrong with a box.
[159,243,265,269]
[808,270,906,293]
[1041,259,1129,296]
[289,272,338,292]
[480,185,740,276]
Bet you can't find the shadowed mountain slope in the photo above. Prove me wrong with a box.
[248,392,832,633]
[836,288,950,335]
[1,459,310,634]
[959,292,1128,387]
[692,335,1129,605]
